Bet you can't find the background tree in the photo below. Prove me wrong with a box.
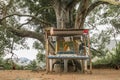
[0,0,120,69]
[0,0,119,44]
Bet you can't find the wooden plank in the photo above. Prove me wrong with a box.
[48,39,55,51]
[51,28,87,31]
[46,28,89,36]
[51,31,83,36]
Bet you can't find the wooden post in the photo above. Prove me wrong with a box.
[50,59,53,72]
[55,39,58,54]
[84,35,88,72]
[81,60,84,73]
[83,35,87,73]
[48,42,50,72]
[45,32,49,73]
[88,33,92,74]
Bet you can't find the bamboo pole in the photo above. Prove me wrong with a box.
[55,41,58,54]
[88,33,92,74]
[84,35,88,72]
[82,35,87,73]
[48,39,50,72]
[81,35,84,73]
[45,32,49,73]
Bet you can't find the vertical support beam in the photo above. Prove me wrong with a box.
[48,39,50,72]
[50,59,53,72]
[88,33,92,73]
[55,39,58,54]
[64,59,68,72]
[74,40,79,55]
[45,33,49,73]
[81,60,84,73]
[84,35,87,72]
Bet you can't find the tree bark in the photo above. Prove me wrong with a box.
[75,0,89,29]
[5,26,45,44]
[53,0,75,29]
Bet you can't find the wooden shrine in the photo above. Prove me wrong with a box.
[45,28,92,73]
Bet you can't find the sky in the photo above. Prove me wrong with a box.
[4,49,38,60]
[14,49,38,60]
[90,24,120,40]
[4,38,38,60]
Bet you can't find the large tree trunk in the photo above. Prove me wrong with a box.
[52,0,84,72]
[53,0,89,29]
[53,0,73,29]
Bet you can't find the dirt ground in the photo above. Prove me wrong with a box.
[0,69,120,80]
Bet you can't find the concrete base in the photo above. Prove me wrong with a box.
[64,59,68,72]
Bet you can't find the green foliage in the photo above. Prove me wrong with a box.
[91,28,112,57]
[3,62,12,70]
[0,28,28,54]
[93,42,120,66]
[33,41,44,50]
[87,4,120,30]
[16,0,56,29]
[36,50,45,63]
[111,42,120,65]
[0,0,29,54]
[26,60,37,70]
[0,56,3,64]
[0,59,21,70]
[33,40,45,63]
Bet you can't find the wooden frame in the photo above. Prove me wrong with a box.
[45,28,92,73]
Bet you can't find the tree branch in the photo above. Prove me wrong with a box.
[6,0,14,8]
[90,47,104,56]
[87,0,120,16]
[0,13,53,27]
[5,26,45,44]
[101,0,120,5]
[17,19,32,29]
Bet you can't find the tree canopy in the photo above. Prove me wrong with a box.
[0,0,120,56]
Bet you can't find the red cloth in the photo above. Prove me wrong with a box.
[83,29,89,34]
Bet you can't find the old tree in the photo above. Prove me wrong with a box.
[0,0,120,62]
